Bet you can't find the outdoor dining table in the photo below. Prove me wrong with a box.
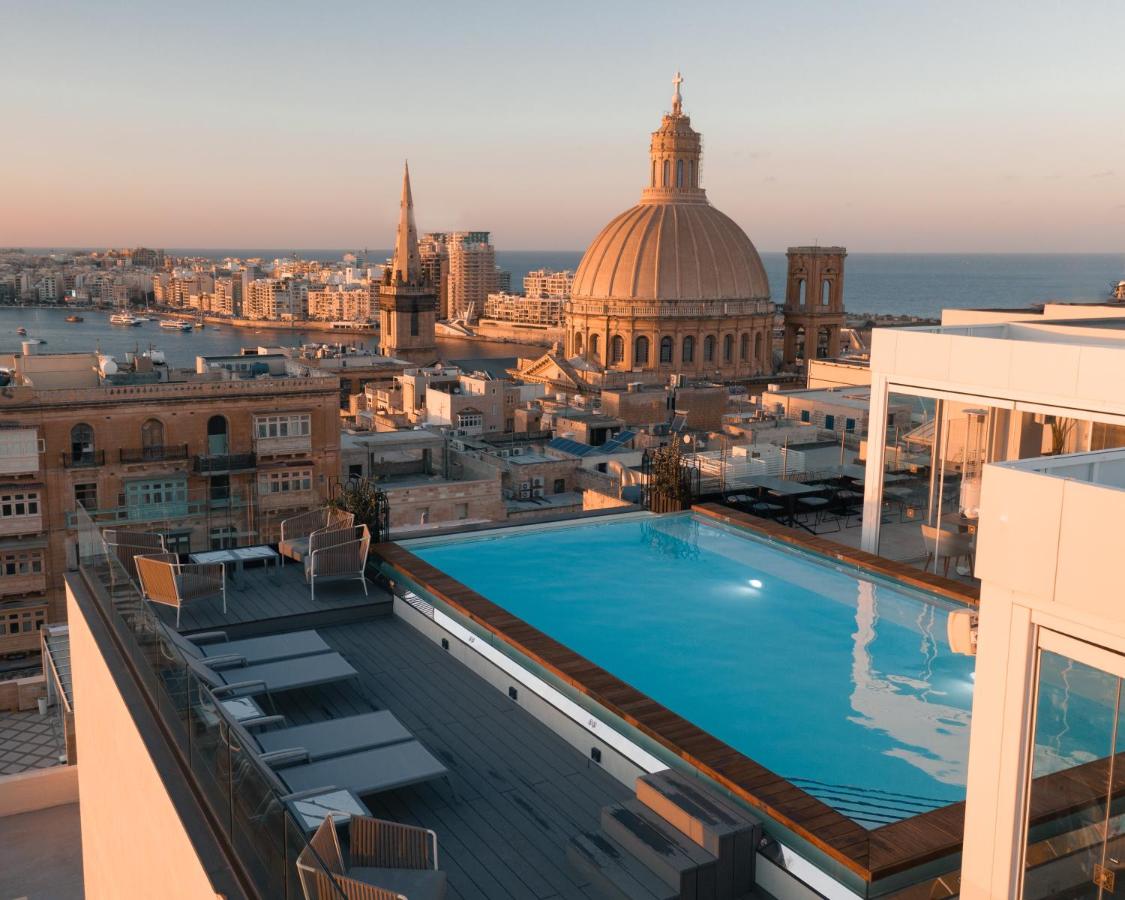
[746,477,825,531]
[190,545,281,591]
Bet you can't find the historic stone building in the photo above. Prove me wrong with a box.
[379,163,438,364]
[563,74,774,382]
[782,245,847,365]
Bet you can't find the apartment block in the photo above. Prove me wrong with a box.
[0,350,340,661]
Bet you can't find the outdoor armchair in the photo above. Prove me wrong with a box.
[135,552,226,628]
[920,524,975,577]
[297,814,445,900]
[280,507,355,563]
[307,525,371,602]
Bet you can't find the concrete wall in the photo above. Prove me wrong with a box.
[805,359,871,390]
[67,584,223,900]
[384,474,505,532]
[0,764,78,818]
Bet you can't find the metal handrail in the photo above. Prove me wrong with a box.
[120,444,190,463]
[194,452,257,473]
[61,450,104,468]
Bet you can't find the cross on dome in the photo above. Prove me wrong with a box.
[672,71,684,115]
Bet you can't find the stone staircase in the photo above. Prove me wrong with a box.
[568,770,763,900]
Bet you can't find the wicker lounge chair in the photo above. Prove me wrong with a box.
[306,524,371,602]
[280,507,355,564]
[135,552,226,628]
[297,815,446,900]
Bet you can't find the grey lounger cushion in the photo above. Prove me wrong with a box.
[254,710,412,761]
[197,631,331,664]
[349,867,447,900]
[276,739,449,797]
[194,653,358,695]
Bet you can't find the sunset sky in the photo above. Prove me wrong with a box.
[5,0,1123,253]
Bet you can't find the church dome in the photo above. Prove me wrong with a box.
[571,75,770,305]
[572,201,770,303]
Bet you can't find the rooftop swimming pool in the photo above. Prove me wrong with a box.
[408,512,975,828]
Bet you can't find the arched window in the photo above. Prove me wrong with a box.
[662,160,669,186]
[635,335,650,365]
[798,278,806,307]
[676,159,684,188]
[822,279,832,306]
[703,335,716,362]
[659,336,674,364]
[754,332,764,364]
[573,331,583,356]
[207,414,229,456]
[689,160,696,187]
[141,419,164,458]
[723,334,734,362]
[651,161,656,187]
[610,335,625,364]
[590,333,600,361]
[740,333,750,361]
[70,423,94,462]
[682,335,695,363]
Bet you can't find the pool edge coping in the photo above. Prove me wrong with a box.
[374,511,980,884]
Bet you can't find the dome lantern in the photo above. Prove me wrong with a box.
[643,72,705,203]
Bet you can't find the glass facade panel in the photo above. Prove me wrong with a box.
[1023,648,1125,898]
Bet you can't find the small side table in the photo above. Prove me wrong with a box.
[285,788,371,834]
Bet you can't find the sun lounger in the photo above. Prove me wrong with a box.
[188,652,358,699]
[167,627,332,666]
[271,739,449,798]
[245,710,413,762]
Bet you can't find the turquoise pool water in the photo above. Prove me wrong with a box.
[409,513,976,827]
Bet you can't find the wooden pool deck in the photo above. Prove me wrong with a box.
[375,505,984,888]
[153,560,392,637]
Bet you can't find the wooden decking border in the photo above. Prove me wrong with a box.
[374,510,981,884]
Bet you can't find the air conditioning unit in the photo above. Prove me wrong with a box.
[532,488,544,498]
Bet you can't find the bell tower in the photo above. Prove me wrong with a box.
[379,163,438,364]
[782,246,846,366]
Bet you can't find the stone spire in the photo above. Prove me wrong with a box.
[392,161,422,284]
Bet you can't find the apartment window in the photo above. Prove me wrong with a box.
[800,410,811,423]
[0,608,45,636]
[825,414,836,431]
[455,503,468,520]
[254,414,311,439]
[659,336,674,364]
[125,478,187,519]
[260,469,313,494]
[209,526,239,550]
[845,418,856,432]
[0,491,40,518]
[209,474,230,504]
[348,464,363,478]
[162,531,192,555]
[141,418,164,451]
[553,478,565,494]
[74,483,97,511]
[0,550,43,577]
[456,412,483,431]
[70,423,95,463]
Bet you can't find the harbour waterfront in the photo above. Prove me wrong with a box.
[154,249,1123,318]
[0,307,544,370]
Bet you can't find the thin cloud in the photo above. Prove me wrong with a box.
[1091,170,1115,178]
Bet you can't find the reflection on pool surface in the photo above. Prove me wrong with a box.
[410,513,975,827]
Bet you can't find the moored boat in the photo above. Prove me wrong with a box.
[65,315,84,323]
[110,313,143,326]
